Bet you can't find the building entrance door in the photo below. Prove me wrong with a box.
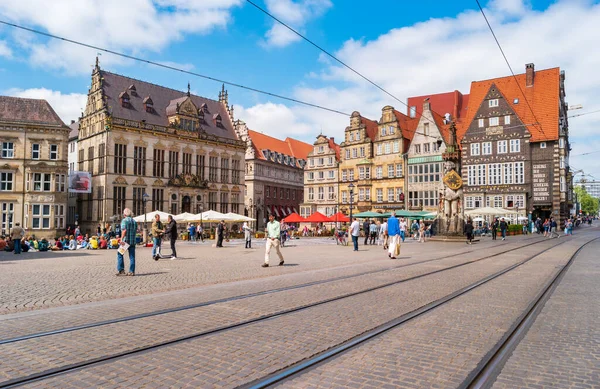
[1,202,14,236]
[182,196,191,213]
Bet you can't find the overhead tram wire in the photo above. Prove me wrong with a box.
[245,0,451,138]
[569,108,600,119]
[0,20,350,117]
[474,0,550,141]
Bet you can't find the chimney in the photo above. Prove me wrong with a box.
[423,101,430,111]
[71,120,75,124]
[526,63,535,87]
[453,90,459,120]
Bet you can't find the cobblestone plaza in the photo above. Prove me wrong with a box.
[0,226,598,388]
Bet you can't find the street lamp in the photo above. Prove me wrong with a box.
[348,183,355,221]
[142,193,150,243]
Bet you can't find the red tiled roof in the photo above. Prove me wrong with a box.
[361,116,379,141]
[0,96,65,126]
[328,137,341,160]
[407,90,469,122]
[247,129,312,166]
[460,67,560,142]
[393,110,420,152]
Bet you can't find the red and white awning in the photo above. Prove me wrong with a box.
[273,205,280,217]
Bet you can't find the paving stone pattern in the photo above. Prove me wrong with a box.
[279,235,595,388]
[14,237,571,388]
[492,238,600,389]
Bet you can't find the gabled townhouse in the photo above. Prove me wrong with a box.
[459,63,571,225]
[300,135,340,218]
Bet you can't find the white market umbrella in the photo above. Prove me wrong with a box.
[189,210,232,223]
[517,216,529,221]
[174,212,196,222]
[224,212,255,222]
[133,210,170,222]
[465,207,514,216]
[473,217,485,222]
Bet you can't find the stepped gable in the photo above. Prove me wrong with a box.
[100,71,237,140]
[0,96,65,126]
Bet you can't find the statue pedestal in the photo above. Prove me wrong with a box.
[429,235,479,243]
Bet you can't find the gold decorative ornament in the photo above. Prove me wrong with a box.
[443,169,463,190]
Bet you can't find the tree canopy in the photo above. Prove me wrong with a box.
[574,186,600,215]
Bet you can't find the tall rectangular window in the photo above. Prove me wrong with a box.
[134,146,147,176]
[54,174,66,192]
[376,188,383,203]
[78,149,84,171]
[208,192,217,211]
[196,155,205,180]
[387,188,394,202]
[153,149,165,178]
[54,204,65,230]
[478,119,484,128]
[133,187,146,216]
[88,146,95,174]
[504,115,511,125]
[97,186,104,221]
[50,144,58,160]
[209,156,218,182]
[98,143,105,174]
[396,164,403,177]
[497,140,507,154]
[232,159,241,184]
[470,143,480,156]
[220,158,230,183]
[349,169,354,181]
[318,187,324,200]
[231,193,240,214]
[482,142,492,155]
[152,188,164,212]
[220,192,229,213]
[515,162,525,184]
[182,153,192,175]
[503,163,513,184]
[113,186,126,216]
[32,143,40,160]
[169,151,179,178]
[509,139,521,153]
[114,144,127,174]
[388,165,394,178]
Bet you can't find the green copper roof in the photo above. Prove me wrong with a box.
[408,155,444,164]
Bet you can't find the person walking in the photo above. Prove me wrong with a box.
[492,218,499,240]
[418,220,426,243]
[387,212,400,259]
[197,225,204,242]
[369,220,378,245]
[116,208,137,276]
[243,221,252,249]
[151,214,164,260]
[350,217,360,251]
[363,219,370,245]
[165,215,178,259]
[399,217,407,243]
[499,218,508,240]
[10,222,24,254]
[262,214,284,267]
[379,219,388,249]
[548,218,560,238]
[188,223,196,242]
[464,219,474,244]
[216,220,225,247]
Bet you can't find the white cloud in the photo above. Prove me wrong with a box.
[240,0,600,179]
[261,0,332,48]
[0,0,242,74]
[4,88,87,123]
[0,40,12,57]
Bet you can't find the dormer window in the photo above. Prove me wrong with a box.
[119,91,131,108]
[197,109,206,124]
[284,156,289,164]
[128,84,137,96]
[263,150,270,160]
[213,113,222,128]
[201,103,209,113]
[143,96,154,113]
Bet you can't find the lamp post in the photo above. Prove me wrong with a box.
[348,183,355,221]
[142,193,150,243]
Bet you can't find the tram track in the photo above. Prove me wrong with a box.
[0,236,569,388]
[238,235,599,389]
[0,235,542,345]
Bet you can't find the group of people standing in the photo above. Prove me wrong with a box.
[348,212,408,259]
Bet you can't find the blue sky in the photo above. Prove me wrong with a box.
[0,0,599,179]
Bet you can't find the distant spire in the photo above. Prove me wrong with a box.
[187,82,191,97]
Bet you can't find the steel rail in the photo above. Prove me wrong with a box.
[0,237,560,388]
[239,236,591,389]
[0,236,541,345]
[461,236,600,389]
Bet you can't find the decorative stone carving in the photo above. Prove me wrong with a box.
[132,177,146,186]
[113,176,128,185]
[152,179,165,187]
[167,173,208,189]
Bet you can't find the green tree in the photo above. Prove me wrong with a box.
[574,186,600,215]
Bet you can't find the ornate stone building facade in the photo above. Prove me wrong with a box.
[76,59,245,233]
[0,96,70,238]
[235,121,311,229]
[300,135,340,218]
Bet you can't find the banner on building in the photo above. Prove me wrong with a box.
[69,171,92,193]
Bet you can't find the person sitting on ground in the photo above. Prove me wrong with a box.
[38,238,49,252]
[60,235,68,250]
[78,237,89,250]
[89,236,99,249]
[99,236,108,249]
[68,235,77,250]
[0,236,6,251]
[4,237,14,252]
[109,236,120,249]
[21,238,30,252]
[51,238,63,251]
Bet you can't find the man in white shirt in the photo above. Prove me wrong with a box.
[350,217,360,252]
[380,221,388,249]
[399,217,407,242]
